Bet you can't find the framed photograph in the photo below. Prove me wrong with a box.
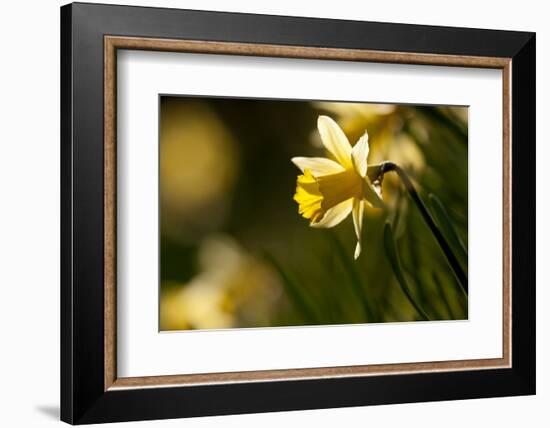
[60,2,535,424]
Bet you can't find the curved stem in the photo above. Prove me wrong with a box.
[369,162,468,295]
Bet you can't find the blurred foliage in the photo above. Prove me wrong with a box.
[159,96,468,331]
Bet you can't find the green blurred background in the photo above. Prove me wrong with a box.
[159,96,468,331]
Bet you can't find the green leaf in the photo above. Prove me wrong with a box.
[432,272,456,319]
[328,233,374,322]
[428,194,468,271]
[263,252,318,324]
[383,222,430,321]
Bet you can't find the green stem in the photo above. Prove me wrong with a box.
[432,272,457,319]
[369,162,468,295]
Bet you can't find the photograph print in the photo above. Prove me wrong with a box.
[159,96,468,331]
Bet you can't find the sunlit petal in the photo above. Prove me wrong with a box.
[351,131,369,177]
[352,199,365,259]
[311,198,353,228]
[291,156,346,175]
[317,115,353,168]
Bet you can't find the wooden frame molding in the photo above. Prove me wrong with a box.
[104,35,512,391]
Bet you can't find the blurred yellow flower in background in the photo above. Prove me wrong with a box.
[160,235,282,331]
[314,102,396,142]
[292,115,384,260]
[160,100,239,244]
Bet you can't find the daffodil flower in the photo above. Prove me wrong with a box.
[292,115,384,259]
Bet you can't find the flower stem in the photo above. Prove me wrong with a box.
[369,162,468,295]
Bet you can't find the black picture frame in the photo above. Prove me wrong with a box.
[61,2,535,424]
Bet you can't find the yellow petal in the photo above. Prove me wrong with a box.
[351,131,369,177]
[317,115,353,169]
[291,157,345,175]
[352,199,365,259]
[310,198,353,228]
